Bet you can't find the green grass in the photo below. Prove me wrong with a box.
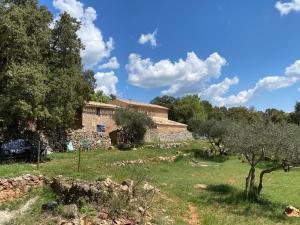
[1,141,300,224]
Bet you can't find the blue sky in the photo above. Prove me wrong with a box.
[40,0,300,112]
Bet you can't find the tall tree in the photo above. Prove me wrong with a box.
[175,95,206,124]
[90,90,112,103]
[290,102,300,125]
[0,0,52,133]
[264,108,288,125]
[0,1,94,136]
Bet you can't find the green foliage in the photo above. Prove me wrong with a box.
[0,1,94,135]
[90,90,112,103]
[264,108,289,125]
[150,95,207,126]
[174,95,206,124]
[225,121,300,199]
[189,119,229,155]
[113,108,155,146]
[289,101,300,125]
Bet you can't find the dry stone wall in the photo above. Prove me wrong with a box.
[44,129,111,151]
[0,175,48,202]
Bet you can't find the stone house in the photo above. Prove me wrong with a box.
[79,99,193,143]
[80,101,118,135]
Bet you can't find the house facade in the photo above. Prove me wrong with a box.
[81,101,118,134]
[79,99,193,142]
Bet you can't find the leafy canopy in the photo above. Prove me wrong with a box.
[0,1,95,136]
[113,108,154,146]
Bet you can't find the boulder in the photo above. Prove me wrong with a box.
[41,201,58,212]
[62,204,79,219]
[284,205,300,217]
[193,184,208,190]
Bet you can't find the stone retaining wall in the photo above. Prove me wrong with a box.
[44,129,111,151]
[0,175,48,202]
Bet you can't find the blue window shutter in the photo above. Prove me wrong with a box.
[97,124,106,132]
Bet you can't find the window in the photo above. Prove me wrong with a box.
[97,124,105,133]
[96,108,100,116]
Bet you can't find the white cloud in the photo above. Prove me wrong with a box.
[98,57,120,70]
[94,71,118,95]
[201,77,239,100]
[126,52,226,95]
[53,0,114,68]
[138,29,158,47]
[213,76,299,107]
[285,60,300,76]
[53,0,84,18]
[275,0,300,15]
[213,60,300,106]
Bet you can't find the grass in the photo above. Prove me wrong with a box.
[1,141,300,224]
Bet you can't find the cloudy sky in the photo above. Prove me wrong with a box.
[41,0,300,111]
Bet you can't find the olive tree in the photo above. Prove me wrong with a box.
[113,108,155,146]
[189,119,228,155]
[225,122,300,199]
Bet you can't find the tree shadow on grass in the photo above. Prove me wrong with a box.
[196,184,290,223]
[185,148,229,163]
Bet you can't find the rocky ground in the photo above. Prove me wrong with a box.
[110,151,191,167]
[0,175,158,225]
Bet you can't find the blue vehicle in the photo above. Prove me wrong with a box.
[0,139,47,162]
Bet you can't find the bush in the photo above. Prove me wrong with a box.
[112,108,154,147]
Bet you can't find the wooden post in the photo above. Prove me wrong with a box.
[77,147,81,172]
[37,141,40,170]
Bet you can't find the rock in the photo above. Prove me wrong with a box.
[98,212,109,219]
[193,184,208,190]
[284,205,300,217]
[143,183,155,191]
[41,201,58,211]
[62,204,79,219]
[107,146,115,150]
[138,207,145,214]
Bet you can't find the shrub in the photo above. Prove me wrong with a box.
[113,108,155,147]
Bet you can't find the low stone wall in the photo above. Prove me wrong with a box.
[145,129,193,143]
[0,175,48,202]
[44,129,111,151]
[68,129,111,150]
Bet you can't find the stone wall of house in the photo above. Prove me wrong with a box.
[156,124,188,133]
[157,130,194,142]
[82,106,117,134]
[44,129,111,151]
[145,127,193,143]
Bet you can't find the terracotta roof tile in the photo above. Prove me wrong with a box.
[112,99,168,110]
[85,101,119,109]
[152,117,188,127]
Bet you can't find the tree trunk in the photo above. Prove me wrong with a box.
[257,165,282,198]
[245,166,255,198]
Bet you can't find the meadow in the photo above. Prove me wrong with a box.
[1,141,300,225]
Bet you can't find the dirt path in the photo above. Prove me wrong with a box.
[188,204,200,225]
[0,196,38,224]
